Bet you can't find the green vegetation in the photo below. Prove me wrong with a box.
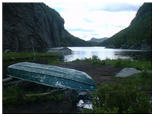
[3,85,65,107]
[83,82,151,113]
[3,53,152,113]
[105,59,152,70]
[3,52,59,61]
[74,57,152,113]
[73,55,105,66]
[114,72,152,93]
[74,56,152,71]
[3,52,61,66]
[59,30,89,47]
[100,3,152,50]
[3,52,61,79]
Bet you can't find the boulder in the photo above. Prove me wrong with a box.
[47,47,72,55]
[115,68,142,77]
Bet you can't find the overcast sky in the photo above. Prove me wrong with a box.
[45,0,143,41]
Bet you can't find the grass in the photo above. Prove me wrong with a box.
[82,71,152,114]
[74,56,152,113]
[3,52,61,67]
[3,52,62,78]
[113,72,152,93]
[74,55,152,71]
[3,52,58,60]
[3,84,66,111]
[82,82,152,114]
[105,59,152,70]
[3,54,152,113]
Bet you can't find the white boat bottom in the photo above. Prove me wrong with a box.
[77,99,93,110]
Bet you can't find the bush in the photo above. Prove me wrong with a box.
[82,55,105,66]
[82,84,151,114]
[3,85,25,105]
[105,59,152,70]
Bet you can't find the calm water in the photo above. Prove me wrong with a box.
[64,47,151,62]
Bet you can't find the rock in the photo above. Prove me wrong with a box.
[47,47,72,55]
[115,68,142,77]
[4,49,11,53]
[77,99,93,110]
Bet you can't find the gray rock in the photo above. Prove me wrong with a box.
[47,47,72,55]
[4,49,11,53]
[115,68,142,77]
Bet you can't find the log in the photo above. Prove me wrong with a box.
[3,77,13,82]
[3,80,27,86]
[25,92,52,97]
[25,88,66,97]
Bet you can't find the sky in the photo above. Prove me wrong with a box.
[44,0,143,41]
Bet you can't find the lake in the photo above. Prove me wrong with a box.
[64,47,151,62]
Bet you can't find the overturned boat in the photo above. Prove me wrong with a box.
[7,62,96,91]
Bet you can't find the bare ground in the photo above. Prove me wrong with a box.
[56,61,122,85]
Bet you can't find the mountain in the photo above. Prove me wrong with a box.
[88,37,108,43]
[3,3,88,52]
[99,3,152,50]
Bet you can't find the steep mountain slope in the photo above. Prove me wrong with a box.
[100,3,152,50]
[88,37,108,43]
[3,3,88,52]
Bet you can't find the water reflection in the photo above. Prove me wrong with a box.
[64,47,151,62]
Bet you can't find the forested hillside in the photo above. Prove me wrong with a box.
[100,3,152,50]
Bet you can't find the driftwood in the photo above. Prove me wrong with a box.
[25,92,52,97]
[25,89,65,97]
[3,77,13,82]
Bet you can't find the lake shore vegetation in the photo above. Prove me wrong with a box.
[3,53,152,113]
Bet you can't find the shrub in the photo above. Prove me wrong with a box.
[82,83,151,114]
[3,85,25,105]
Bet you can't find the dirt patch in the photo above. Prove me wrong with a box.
[56,61,122,85]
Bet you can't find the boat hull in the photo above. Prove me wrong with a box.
[7,62,96,91]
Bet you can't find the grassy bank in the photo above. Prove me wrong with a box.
[74,55,152,70]
[74,56,152,113]
[3,52,60,63]
[3,54,152,113]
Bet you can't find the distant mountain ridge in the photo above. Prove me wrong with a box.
[3,3,88,52]
[88,37,108,43]
[99,3,152,50]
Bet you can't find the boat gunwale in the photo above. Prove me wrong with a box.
[9,62,93,80]
[13,63,76,75]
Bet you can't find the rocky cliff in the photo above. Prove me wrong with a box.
[3,3,87,52]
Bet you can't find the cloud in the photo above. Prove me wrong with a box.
[45,0,143,40]
[55,8,65,12]
[68,28,94,32]
[100,3,141,12]
[83,18,94,23]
